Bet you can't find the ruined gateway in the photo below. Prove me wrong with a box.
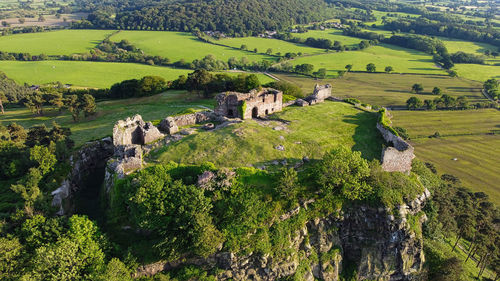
[215,88,283,119]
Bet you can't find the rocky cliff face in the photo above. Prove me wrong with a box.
[51,137,114,215]
[135,189,430,281]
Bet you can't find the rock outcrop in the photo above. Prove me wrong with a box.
[51,137,114,215]
[134,189,430,280]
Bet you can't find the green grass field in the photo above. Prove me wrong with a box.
[453,63,500,82]
[215,36,325,56]
[391,109,500,205]
[109,30,274,63]
[0,60,193,88]
[0,91,214,146]
[439,37,497,56]
[291,29,364,48]
[0,30,112,55]
[151,101,383,167]
[275,72,486,107]
[289,44,445,77]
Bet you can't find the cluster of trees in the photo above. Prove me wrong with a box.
[483,78,499,100]
[406,94,471,110]
[62,39,171,66]
[73,0,334,36]
[383,18,500,48]
[421,161,500,280]
[0,71,34,103]
[0,122,135,280]
[19,89,97,122]
[450,51,485,64]
[342,26,385,41]
[0,51,49,61]
[270,62,327,78]
[109,75,167,99]
[171,70,261,97]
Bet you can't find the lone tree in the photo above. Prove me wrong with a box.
[384,66,393,73]
[0,91,6,114]
[265,48,272,55]
[240,44,247,51]
[411,83,424,94]
[18,18,25,24]
[366,63,376,73]
[313,68,327,79]
[406,97,423,110]
[432,87,442,95]
[345,64,353,72]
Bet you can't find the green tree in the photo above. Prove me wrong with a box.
[424,99,436,110]
[18,18,25,24]
[186,69,214,97]
[65,95,81,122]
[30,145,56,175]
[244,74,260,91]
[313,68,327,79]
[295,64,314,75]
[24,92,45,115]
[6,123,27,143]
[345,64,353,72]
[432,87,442,95]
[266,48,273,55]
[316,146,372,200]
[411,83,424,94]
[448,70,458,77]
[366,63,376,72]
[406,97,423,109]
[98,258,132,281]
[277,167,298,199]
[0,237,23,279]
[240,44,247,50]
[384,66,393,73]
[0,91,6,114]
[139,76,167,96]
[80,94,97,117]
[11,168,42,216]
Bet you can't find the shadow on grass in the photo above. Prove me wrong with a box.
[342,111,384,161]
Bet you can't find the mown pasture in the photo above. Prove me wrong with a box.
[289,44,445,77]
[152,101,383,167]
[215,36,325,56]
[0,60,193,88]
[291,29,364,48]
[109,30,274,63]
[0,29,112,55]
[391,109,500,205]
[274,72,485,107]
[0,91,214,146]
[0,60,274,88]
[453,63,500,82]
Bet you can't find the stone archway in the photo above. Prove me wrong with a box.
[227,109,234,118]
[252,107,258,118]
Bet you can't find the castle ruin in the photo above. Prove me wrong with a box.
[215,88,283,119]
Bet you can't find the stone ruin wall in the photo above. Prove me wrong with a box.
[215,88,283,119]
[376,123,415,174]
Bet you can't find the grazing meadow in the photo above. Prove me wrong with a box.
[0,29,112,55]
[109,30,274,63]
[215,36,325,56]
[291,29,364,48]
[289,44,445,77]
[391,109,500,205]
[274,72,485,107]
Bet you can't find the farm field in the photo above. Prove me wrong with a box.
[0,29,112,55]
[391,109,500,205]
[152,101,383,167]
[0,60,194,88]
[0,13,88,29]
[453,63,500,82]
[109,30,274,63]
[215,36,324,56]
[439,37,497,57]
[0,91,214,146]
[274,72,486,107]
[289,44,445,77]
[291,29,364,48]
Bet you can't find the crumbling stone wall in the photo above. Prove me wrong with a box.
[159,111,216,134]
[215,88,283,119]
[311,83,332,101]
[113,114,164,146]
[377,123,415,174]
